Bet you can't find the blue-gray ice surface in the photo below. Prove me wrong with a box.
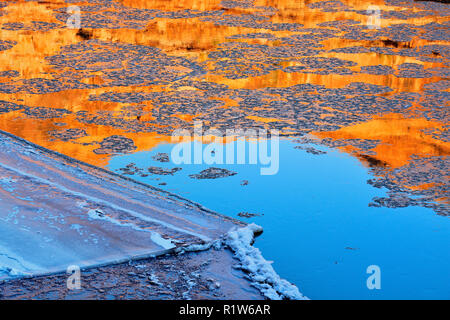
[0,131,240,280]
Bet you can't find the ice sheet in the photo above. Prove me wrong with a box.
[0,131,242,280]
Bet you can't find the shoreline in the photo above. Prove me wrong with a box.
[0,247,265,300]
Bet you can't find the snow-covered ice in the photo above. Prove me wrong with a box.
[0,131,241,280]
[0,131,305,300]
[176,224,307,300]
[225,224,308,300]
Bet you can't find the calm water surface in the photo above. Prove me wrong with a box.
[107,140,449,299]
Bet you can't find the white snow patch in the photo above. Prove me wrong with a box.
[173,223,308,300]
[0,177,17,184]
[149,273,162,286]
[225,223,308,300]
[175,239,221,254]
[87,209,175,250]
[0,266,26,278]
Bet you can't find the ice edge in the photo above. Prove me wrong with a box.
[178,223,308,300]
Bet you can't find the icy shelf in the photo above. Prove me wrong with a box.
[0,131,242,280]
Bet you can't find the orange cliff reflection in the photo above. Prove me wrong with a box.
[0,0,447,169]
[314,113,450,170]
[121,0,449,28]
[0,0,446,85]
[0,110,172,167]
[120,0,223,10]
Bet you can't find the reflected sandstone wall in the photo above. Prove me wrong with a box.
[0,0,447,173]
